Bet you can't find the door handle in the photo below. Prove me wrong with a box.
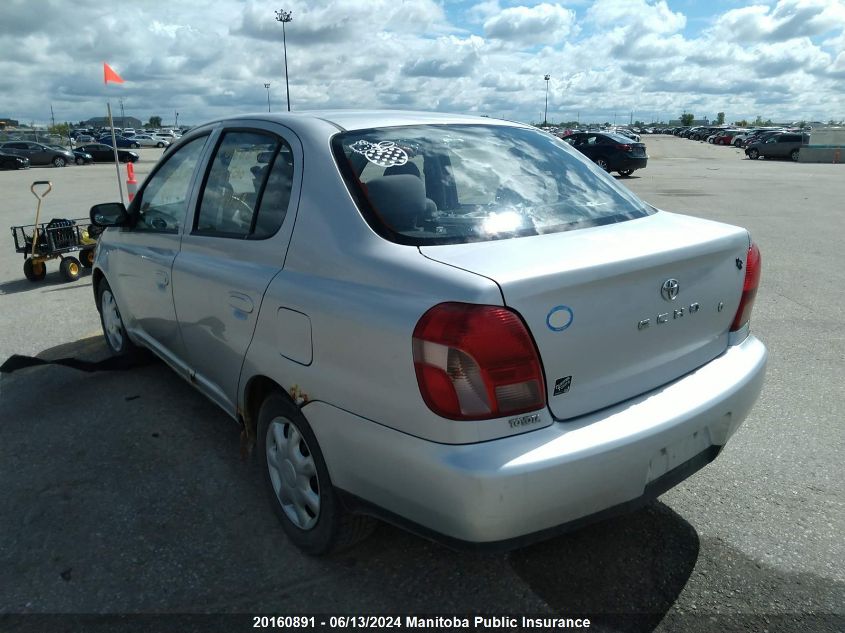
[228,292,254,314]
[155,270,169,288]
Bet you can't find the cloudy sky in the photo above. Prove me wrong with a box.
[2,0,844,127]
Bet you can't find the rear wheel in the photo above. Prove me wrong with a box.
[80,248,95,268]
[618,169,634,177]
[595,158,610,172]
[75,157,84,165]
[791,149,800,162]
[23,258,46,282]
[747,148,760,160]
[60,257,81,282]
[156,142,165,148]
[258,393,375,555]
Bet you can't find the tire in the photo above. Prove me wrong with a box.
[734,139,742,147]
[156,142,165,148]
[791,149,800,162]
[60,257,81,282]
[618,169,634,177]
[52,156,66,167]
[75,157,84,165]
[747,148,760,160]
[258,393,375,555]
[80,248,95,268]
[98,279,139,356]
[23,258,46,282]
[595,158,610,172]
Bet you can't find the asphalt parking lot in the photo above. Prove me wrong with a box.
[1,138,843,632]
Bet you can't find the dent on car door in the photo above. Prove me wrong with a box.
[171,127,300,415]
[108,134,210,370]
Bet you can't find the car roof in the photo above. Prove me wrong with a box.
[195,110,525,132]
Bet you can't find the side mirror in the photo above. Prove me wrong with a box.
[90,202,128,227]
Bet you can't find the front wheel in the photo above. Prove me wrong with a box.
[747,148,760,160]
[156,142,165,148]
[23,258,46,282]
[98,279,139,356]
[75,157,84,165]
[595,158,610,172]
[53,156,66,167]
[258,393,375,555]
[132,143,140,149]
[618,169,634,177]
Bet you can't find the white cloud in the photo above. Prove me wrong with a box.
[0,0,842,128]
[483,4,577,46]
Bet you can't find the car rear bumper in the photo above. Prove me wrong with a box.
[614,156,648,171]
[306,334,766,546]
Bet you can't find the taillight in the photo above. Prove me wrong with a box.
[615,144,632,151]
[412,303,546,420]
[731,242,762,331]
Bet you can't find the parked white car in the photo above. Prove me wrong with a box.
[132,134,170,148]
[89,111,767,554]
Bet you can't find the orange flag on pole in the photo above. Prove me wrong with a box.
[103,63,124,84]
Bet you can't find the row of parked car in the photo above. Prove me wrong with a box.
[668,125,810,162]
[0,140,139,169]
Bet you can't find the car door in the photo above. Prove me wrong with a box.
[171,124,302,414]
[105,134,211,373]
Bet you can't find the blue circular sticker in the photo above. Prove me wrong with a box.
[546,305,574,332]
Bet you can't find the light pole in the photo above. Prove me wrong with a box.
[275,9,293,112]
[543,74,550,126]
[119,98,125,129]
[264,83,271,112]
[175,111,179,129]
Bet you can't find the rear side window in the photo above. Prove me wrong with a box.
[333,124,653,246]
[195,131,293,239]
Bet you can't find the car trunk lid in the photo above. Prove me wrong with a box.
[420,211,749,420]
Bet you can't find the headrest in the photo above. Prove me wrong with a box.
[383,162,421,178]
[364,174,427,231]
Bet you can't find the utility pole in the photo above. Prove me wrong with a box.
[50,104,56,129]
[543,74,550,126]
[175,112,179,128]
[275,9,293,111]
[119,99,125,129]
[264,83,271,112]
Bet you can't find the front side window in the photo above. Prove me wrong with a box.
[134,135,208,232]
[195,131,294,238]
[333,124,653,245]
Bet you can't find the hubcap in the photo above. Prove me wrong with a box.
[69,262,79,276]
[101,290,124,351]
[266,418,320,530]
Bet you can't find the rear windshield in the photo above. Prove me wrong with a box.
[332,124,654,245]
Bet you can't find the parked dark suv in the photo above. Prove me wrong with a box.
[0,141,75,167]
[561,132,648,176]
[745,133,809,162]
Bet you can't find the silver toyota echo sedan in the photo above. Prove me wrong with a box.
[90,111,767,554]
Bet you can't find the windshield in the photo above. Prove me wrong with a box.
[333,124,653,245]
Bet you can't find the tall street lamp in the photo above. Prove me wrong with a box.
[264,83,271,112]
[544,74,551,126]
[119,98,125,129]
[275,9,293,112]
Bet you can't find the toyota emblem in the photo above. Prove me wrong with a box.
[661,279,680,301]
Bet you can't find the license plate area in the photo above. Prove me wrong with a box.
[647,428,712,483]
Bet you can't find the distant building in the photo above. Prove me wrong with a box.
[668,118,710,126]
[83,116,143,129]
[0,118,20,129]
